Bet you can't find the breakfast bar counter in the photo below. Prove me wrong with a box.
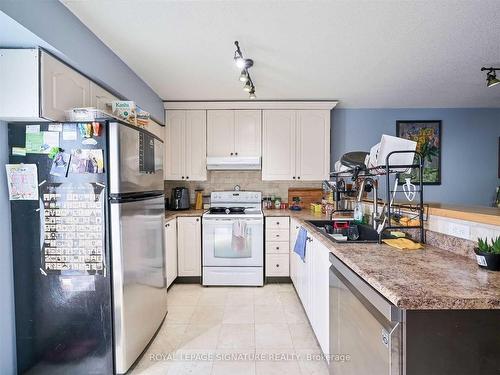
[264,208,500,310]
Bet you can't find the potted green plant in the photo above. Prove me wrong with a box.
[474,237,500,271]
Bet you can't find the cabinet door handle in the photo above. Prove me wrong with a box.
[276,264,280,267]
[166,223,170,227]
[235,152,238,155]
[196,218,200,222]
[276,222,280,225]
[275,246,279,250]
[182,176,185,179]
[276,234,280,237]
[186,176,189,179]
[230,152,234,156]
[297,176,301,180]
[306,236,312,242]
[292,176,296,179]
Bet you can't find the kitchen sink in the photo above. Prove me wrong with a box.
[306,220,392,243]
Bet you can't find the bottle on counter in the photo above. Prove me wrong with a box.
[353,201,363,223]
[274,197,281,209]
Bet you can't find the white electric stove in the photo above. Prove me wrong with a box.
[202,191,263,286]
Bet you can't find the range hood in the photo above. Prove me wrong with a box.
[206,156,261,170]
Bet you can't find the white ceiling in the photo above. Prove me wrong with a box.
[61,0,500,108]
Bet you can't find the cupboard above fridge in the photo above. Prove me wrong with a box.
[0,48,118,122]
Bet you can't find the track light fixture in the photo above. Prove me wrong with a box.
[481,67,500,88]
[234,41,257,99]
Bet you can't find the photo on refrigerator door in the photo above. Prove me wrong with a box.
[70,149,104,174]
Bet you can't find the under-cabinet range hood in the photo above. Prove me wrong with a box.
[206,156,261,170]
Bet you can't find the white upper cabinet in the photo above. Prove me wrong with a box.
[262,110,296,180]
[41,51,91,121]
[90,81,118,112]
[185,110,207,181]
[296,110,330,180]
[165,110,207,181]
[207,110,261,157]
[0,49,39,121]
[165,110,185,180]
[262,109,330,181]
[0,49,127,122]
[234,110,261,156]
[207,110,235,157]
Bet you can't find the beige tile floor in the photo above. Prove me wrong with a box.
[130,283,329,375]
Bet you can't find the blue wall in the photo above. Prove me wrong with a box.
[331,108,500,206]
[0,122,15,374]
[0,3,165,122]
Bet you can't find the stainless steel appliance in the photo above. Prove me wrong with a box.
[202,191,263,286]
[171,187,190,210]
[109,122,167,374]
[8,120,166,375]
[329,253,402,375]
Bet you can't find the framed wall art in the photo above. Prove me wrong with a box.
[396,120,441,185]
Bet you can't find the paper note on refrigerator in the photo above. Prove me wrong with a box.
[26,124,40,133]
[48,123,63,132]
[26,131,60,154]
[5,164,39,200]
[63,124,78,141]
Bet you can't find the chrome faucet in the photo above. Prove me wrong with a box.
[357,177,379,230]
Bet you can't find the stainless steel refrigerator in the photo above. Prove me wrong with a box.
[8,120,167,374]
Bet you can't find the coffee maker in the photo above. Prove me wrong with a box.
[171,187,190,210]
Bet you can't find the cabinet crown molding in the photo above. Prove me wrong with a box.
[164,101,338,110]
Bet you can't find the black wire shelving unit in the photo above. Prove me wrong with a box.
[328,150,426,244]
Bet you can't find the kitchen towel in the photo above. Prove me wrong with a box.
[232,220,247,252]
[294,227,307,262]
[382,238,423,250]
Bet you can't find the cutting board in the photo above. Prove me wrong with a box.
[288,188,323,208]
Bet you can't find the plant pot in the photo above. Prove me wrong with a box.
[474,248,500,271]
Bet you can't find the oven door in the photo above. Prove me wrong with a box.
[203,217,263,267]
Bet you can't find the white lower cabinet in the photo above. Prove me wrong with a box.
[177,216,202,276]
[289,218,301,286]
[165,219,178,288]
[265,253,290,276]
[311,236,330,358]
[265,217,290,277]
[291,228,330,359]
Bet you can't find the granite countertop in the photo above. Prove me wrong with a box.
[165,208,206,220]
[264,208,500,310]
[263,208,332,221]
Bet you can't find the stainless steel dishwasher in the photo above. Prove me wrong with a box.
[329,253,402,375]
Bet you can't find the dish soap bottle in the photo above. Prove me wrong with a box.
[353,202,363,224]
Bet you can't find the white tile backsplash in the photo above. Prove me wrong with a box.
[164,170,323,204]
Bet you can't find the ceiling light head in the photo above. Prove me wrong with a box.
[235,57,253,69]
[235,57,245,69]
[243,82,252,92]
[239,70,249,82]
[486,70,500,88]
